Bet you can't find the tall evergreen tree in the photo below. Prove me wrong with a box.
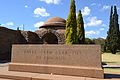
[17,27,20,31]
[77,10,85,44]
[113,6,119,33]
[65,0,78,44]
[106,6,119,54]
[106,6,113,52]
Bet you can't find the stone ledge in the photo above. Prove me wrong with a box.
[0,67,120,80]
[9,63,103,79]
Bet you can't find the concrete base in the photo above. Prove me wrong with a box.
[9,63,103,79]
[0,67,120,80]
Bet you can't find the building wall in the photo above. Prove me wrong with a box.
[21,31,42,44]
[0,27,43,60]
[35,27,65,44]
[0,27,27,60]
[0,26,65,60]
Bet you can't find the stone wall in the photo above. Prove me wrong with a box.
[27,31,42,44]
[21,31,42,44]
[0,27,27,60]
[0,26,65,60]
[35,28,65,44]
[9,45,103,78]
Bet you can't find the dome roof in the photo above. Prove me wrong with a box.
[40,17,66,28]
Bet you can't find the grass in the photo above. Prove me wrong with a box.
[104,68,120,73]
[102,52,120,73]
[102,53,120,65]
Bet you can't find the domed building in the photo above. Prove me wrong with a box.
[35,17,66,44]
[0,17,66,60]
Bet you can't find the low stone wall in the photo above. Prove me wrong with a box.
[0,27,27,60]
[0,27,44,60]
[9,45,104,78]
[27,31,42,44]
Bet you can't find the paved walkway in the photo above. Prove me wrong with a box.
[0,78,12,80]
[0,60,9,67]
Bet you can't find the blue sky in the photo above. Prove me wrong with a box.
[0,0,120,39]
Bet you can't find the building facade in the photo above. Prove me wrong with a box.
[35,17,66,44]
[0,17,66,60]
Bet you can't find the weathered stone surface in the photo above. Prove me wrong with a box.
[0,66,120,80]
[35,28,65,44]
[9,45,103,78]
[21,31,42,44]
[0,27,43,60]
[40,17,66,28]
[0,27,27,60]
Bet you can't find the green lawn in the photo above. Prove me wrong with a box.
[102,53,120,73]
[104,68,120,73]
[102,53,120,65]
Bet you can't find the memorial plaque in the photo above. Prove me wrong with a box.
[9,45,103,78]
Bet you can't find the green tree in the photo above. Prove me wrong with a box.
[17,27,20,31]
[113,6,120,50]
[93,38,106,52]
[65,0,78,44]
[77,10,85,44]
[106,6,119,54]
[85,38,95,44]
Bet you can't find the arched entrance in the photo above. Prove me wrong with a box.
[42,33,58,44]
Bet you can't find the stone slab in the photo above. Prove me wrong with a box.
[9,45,103,78]
[0,67,32,80]
[9,63,103,78]
[0,67,120,80]
[0,79,12,80]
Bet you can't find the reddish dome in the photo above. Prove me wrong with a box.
[40,17,66,28]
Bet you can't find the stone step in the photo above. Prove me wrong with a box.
[0,67,120,80]
[0,79,12,80]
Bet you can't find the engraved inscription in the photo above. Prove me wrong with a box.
[22,49,80,61]
[12,45,101,67]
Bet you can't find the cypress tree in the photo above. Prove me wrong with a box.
[77,10,85,44]
[113,6,120,51]
[65,0,78,44]
[106,6,113,51]
[106,6,119,54]
[17,27,20,31]
[113,6,119,33]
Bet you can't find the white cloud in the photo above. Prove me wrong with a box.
[91,3,96,6]
[25,5,29,8]
[85,28,105,36]
[91,3,101,7]
[101,37,106,39]
[34,22,44,27]
[101,24,107,27]
[86,17,102,27]
[82,7,91,16]
[34,7,50,17]
[99,28,105,31]
[85,30,100,36]
[102,5,110,10]
[84,24,87,28]
[40,0,61,4]
[1,22,14,26]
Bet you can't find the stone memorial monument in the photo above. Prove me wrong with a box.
[9,45,104,79]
